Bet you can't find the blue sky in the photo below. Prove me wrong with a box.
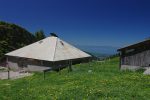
[0,0,150,47]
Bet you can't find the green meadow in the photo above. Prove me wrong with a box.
[0,57,150,100]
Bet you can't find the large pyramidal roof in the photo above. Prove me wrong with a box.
[6,36,91,61]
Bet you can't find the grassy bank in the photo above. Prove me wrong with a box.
[0,57,150,100]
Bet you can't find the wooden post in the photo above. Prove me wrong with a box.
[8,70,10,79]
[43,71,45,80]
[70,60,72,72]
[6,57,10,79]
[67,60,69,72]
[59,66,61,75]
[119,52,121,70]
[89,58,91,67]
[41,61,43,66]
[68,60,72,72]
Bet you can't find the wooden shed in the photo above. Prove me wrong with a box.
[117,39,150,70]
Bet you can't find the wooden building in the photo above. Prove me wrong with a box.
[117,39,150,70]
[5,36,91,72]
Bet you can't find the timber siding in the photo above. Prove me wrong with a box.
[121,50,150,67]
[118,39,150,70]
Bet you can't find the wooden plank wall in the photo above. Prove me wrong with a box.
[121,50,150,67]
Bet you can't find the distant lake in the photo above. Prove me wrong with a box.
[76,45,119,57]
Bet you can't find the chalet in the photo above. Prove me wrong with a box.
[117,39,150,70]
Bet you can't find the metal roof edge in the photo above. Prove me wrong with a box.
[117,39,150,51]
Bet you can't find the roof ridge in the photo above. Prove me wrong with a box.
[52,37,58,61]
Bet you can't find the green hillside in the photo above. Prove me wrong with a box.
[0,57,149,100]
[0,21,36,60]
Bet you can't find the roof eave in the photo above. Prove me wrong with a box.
[117,39,150,51]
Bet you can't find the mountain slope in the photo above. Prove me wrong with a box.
[0,21,35,60]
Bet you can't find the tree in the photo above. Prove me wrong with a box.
[34,30,46,41]
[0,21,36,61]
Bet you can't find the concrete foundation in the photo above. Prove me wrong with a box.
[121,65,141,71]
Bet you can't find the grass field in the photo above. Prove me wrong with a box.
[0,57,150,100]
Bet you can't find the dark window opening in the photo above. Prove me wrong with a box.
[60,41,64,46]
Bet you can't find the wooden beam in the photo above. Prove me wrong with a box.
[89,58,91,67]
[6,57,10,79]
[43,71,45,80]
[68,60,72,72]
[43,68,52,80]
[8,70,10,79]
[119,52,121,70]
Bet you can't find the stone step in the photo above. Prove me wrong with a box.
[143,68,150,75]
